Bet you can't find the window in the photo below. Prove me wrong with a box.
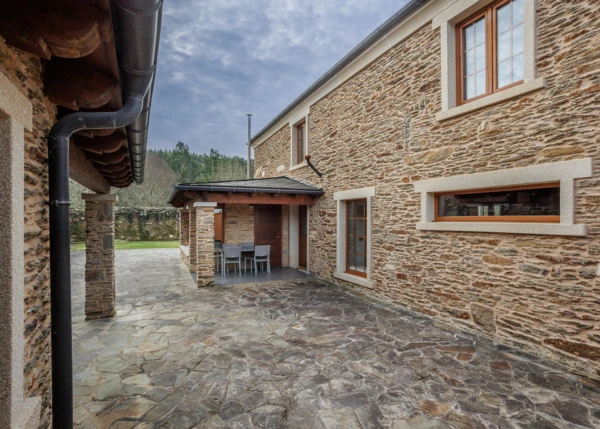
[457,0,525,104]
[334,186,375,288]
[435,183,560,223]
[346,199,367,277]
[414,158,592,237]
[296,121,305,165]
[290,113,309,169]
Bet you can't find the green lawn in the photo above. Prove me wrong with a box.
[71,240,179,251]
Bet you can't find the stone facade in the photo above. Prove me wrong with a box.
[196,205,216,287]
[83,195,117,320]
[0,35,55,427]
[70,207,179,242]
[223,204,254,244]
[189,208,197,274]
[254,1,600,380]
[180,209,189,246]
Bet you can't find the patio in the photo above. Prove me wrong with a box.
[72,249,600,429]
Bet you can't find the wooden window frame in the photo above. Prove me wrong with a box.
[434,182,561,223]
[295,121,305,166]
[456,0,524,106]
[346,198,368,278]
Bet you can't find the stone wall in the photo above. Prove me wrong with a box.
[254,1,600,380]
[0,36,55,427]
[70,207,179,242]
[223,204,254,244]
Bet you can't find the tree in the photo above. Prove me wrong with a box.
[115,152,178,207]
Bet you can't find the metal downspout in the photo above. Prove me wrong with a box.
[48,96,145,429]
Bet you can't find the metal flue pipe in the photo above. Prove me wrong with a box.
[247,114,252,179]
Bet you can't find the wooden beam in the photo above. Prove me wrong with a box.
[185,191,318,206]
[69,140,110,194]
[44,59,118,110]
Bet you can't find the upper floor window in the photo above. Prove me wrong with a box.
[457,0,525,105]
[296,121,305,165]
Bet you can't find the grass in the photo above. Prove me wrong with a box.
[71,240,180,251]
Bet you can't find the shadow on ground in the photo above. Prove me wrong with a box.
[72,249,600,428]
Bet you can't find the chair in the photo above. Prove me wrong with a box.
[222,245,241,277]
[240,242,255,272]
[254,245,271,274]
[214,241,223,272]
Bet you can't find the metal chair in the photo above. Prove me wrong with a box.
[222,245,241,277]
[214,241,223,272]
[254,245,271,274]
[240,242,255,272]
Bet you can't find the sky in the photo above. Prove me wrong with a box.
[150,0,409,157]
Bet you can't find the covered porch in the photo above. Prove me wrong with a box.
[168,177,324,287]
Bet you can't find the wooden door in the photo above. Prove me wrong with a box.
[254,205,282,267]
[298,205,307,268]
[214,207,224,242]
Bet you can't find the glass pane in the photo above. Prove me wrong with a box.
[348,218,355,235]
[355,202,365,218]
[357,238,365,255]
[466,75,475,99]
[475,44,486,72]
[437,186,560,218]
[465,25,475,50]
[348,236,356,253]
[348,254,355,270]
[498,59,512,88]
[498,31,512,61]
[476,71,486,96]
[475,19,486,46]
[466,49,475,75]
[355,255,366,272]
[356,219,365,236]
[348,201,355,218]
[512,53,524,82]
[512,24,524,55]
[512,0,524,25]
[497,3,511,34]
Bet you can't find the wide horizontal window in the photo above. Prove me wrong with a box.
[435,183,560,223]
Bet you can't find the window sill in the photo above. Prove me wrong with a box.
[416,222,586,237]
[180,245,190,256]
[289,161,308,172]
[436,77,546,122]
[334,272,373,289]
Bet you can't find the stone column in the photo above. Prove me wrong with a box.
[82,193,117,320]
[189,207,197,273]
[195,202,216,287]
[180,209,189,246]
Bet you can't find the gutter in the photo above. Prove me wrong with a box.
[48,2,162,428]
[250,0,428,145]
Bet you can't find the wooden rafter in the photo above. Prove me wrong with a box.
[74,133,126,155]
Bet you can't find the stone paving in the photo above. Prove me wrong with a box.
[72,249,600,429]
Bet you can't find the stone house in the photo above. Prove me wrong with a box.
[0,1,162,427]
[174,0,600,382]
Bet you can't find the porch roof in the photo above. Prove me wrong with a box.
[168,176,324,207]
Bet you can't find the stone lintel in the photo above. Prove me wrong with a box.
[82,193,118,202]
[193,202,217,207]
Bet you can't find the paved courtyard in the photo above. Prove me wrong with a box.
[72,249,600,429]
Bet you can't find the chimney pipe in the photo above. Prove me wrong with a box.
[247,114,252,179]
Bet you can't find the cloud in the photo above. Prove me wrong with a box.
[150,0,408,156]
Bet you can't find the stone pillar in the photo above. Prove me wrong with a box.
[195,202,216,287]
[82,193,117,320]
[189,207,197,273]
[180,209,190,246]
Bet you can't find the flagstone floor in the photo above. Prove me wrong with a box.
[72,249,600,429]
